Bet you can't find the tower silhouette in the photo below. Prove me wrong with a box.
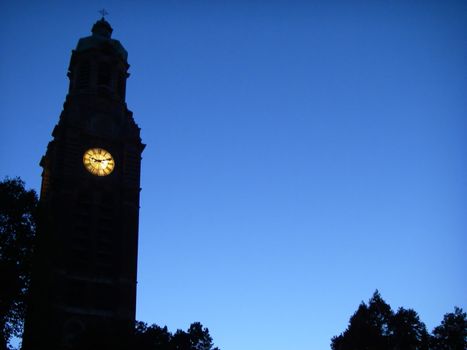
[22,18,144,349]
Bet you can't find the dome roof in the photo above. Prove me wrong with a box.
[75,18,128,61]
[92,18,113,38]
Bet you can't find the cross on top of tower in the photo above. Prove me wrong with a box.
[99,8,109,18]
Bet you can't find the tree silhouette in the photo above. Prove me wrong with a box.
[185,322,219,350]
[134,322,171,350]
[331,290,393,350]
[390,307,429,350]
[431,307,467,350]
[0,178,37,350]
[134,321,220,350]
[331,291,465,350]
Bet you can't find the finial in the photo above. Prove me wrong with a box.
[99,8,109,19]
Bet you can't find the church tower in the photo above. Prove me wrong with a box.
[22,18,144,349]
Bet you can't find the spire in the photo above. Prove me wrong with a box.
[99,8,109,18]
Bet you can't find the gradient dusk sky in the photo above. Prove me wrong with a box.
[1,1,466,349]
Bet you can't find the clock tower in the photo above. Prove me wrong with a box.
[22,18,144,349]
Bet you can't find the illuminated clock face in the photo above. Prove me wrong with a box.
[83,148,115,176]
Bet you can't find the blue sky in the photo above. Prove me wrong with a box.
[1,1,466,349]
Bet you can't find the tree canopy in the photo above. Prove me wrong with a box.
[331,291,466,350]
[431,307,467,350]
[134,321,220,350]
[0,178,38,350]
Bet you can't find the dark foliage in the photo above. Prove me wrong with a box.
[0,178,38,350]
[390,307,430,350]
[431,307,467,350]
[134,322,171,350]
[134,321,220,350]
[331,291,465,350]
[331,290,396,350]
